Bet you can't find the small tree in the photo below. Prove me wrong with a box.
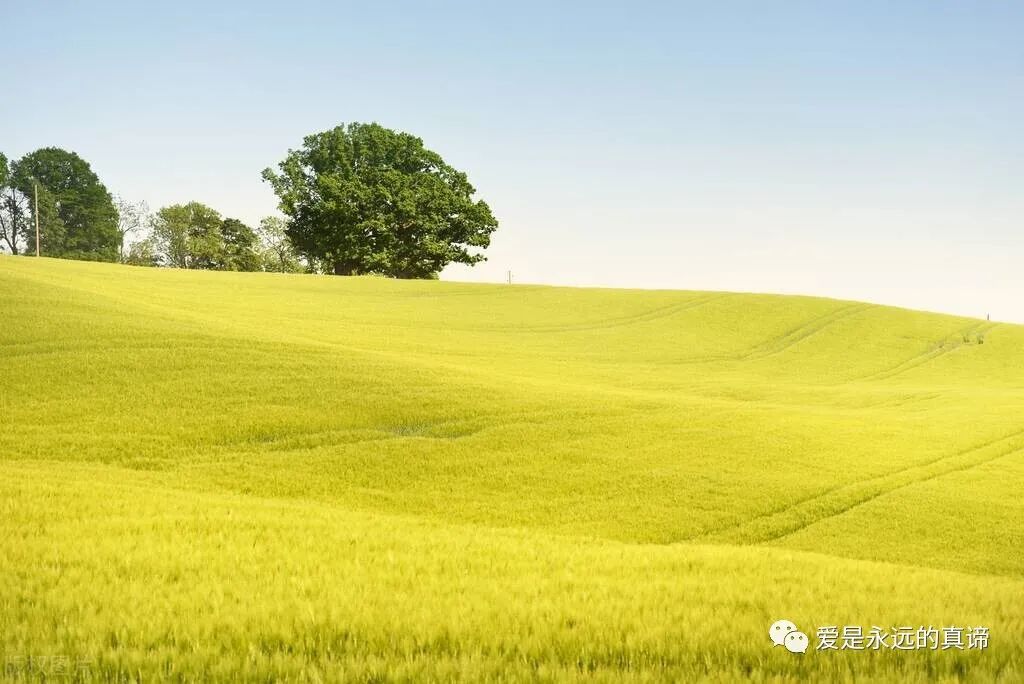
[262,122,498,278]
[255,216,302,273]
[0,153,29,254]
[124,236,160,267]
[114,196,150,262]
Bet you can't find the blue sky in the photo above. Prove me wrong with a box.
[5,1,1023,320]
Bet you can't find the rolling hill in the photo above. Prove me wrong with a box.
[1,256,1022,682]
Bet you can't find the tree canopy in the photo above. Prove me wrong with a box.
[149,202,262,271]
[219,218,261,272]
[262,122,498,278]
[13,148,119,261]
[150,202,222,269]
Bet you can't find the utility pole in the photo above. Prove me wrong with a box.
[34,183,40,257]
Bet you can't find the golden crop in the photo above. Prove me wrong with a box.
[1,257,1021,681]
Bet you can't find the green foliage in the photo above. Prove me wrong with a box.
[12,147,119,261]
[30,184,67,255]
[149,203,260,271]
[150,201,223,268]
[218,217,261,271]
[2,258,1023,681]
[262,122,498,278]
[0,161,66,256]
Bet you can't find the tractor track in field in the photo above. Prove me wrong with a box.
[693,427,1024,546]
[668,303,878,366]
[508,293,732,333]
[214,406,625,453]
[738,303,875,361]
[854,322,1000,382]
[765,442,1024,545]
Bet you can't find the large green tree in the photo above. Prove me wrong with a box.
[14,148,119,261]
[262,122,498,278]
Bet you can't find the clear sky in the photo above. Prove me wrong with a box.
[5,1,1022,321]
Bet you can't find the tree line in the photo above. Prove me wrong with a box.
[1,148,302,273]
[1,123,498,279]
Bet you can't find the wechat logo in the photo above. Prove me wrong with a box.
[770,619,809,654]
